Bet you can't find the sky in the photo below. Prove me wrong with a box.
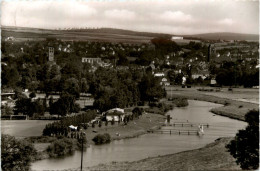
[1,0,259,35]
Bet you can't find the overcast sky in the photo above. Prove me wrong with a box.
[1,0,259,35]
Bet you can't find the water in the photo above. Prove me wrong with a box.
[31,100,247,170]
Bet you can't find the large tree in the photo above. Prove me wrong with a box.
[139,73,165,102]
[49,93,80,117]
[226,110,259,170]
[1,134,37,171]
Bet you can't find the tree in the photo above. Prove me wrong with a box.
[167,70,176,84]
[14,97,32,116]
[1,134,37,171]
[226,110,259,170]
[1,104,14,116]
[80,78,89,93]
[2,67,20,88]
[139,74,165,102]
[49,93,80,117]
[62,78,80,98]
[29,92,36,99]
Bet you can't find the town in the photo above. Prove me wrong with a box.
[1,0,259,170]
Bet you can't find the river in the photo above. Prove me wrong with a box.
[31,100,247,170]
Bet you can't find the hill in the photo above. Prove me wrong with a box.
[1,26,171,44]
[186,32,259,41]
[2,26,258,43]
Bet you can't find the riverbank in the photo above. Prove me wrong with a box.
[63,137,240,171]
[166,87,258,121]
[81,113,165,144]
[31,113,166,160]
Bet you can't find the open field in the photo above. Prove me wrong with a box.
[81,113,165,145]
[166,86,259,121]
[1,120,54,138]
[2,27,165,43]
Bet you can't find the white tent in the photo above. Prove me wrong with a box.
[69,125,78,130]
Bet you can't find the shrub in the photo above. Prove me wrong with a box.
[92,133,111,145]
[169,97,188,107]
[132,107,143,118]
[224,101,230,106]
[47,138,76,157]
[1,134,37,170]
[98,121,102,127]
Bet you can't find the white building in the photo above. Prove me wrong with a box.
[154,73,165,77]
[171,36,183,40]
[82,57,102,64]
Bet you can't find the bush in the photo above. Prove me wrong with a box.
[132,107,143,118]
[92,133,111,145]
[29,92,36,99]
[169,97,188,107]
[224,101,230,106]
[1,134,37,171]
[47,138,76,157]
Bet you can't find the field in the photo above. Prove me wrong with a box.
[167,86,259,104]
[1,120,54,138]
[2,27,164,43]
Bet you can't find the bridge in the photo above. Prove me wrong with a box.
[162,122,209,128]
[148,129,200,135]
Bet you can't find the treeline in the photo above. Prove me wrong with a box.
[210,61,259,87]
[91,67,166,112]
[42,110,96,136]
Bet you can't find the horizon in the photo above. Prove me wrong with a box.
[2,25,259,37]
[1,0,259,35]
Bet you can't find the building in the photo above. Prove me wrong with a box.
[105,108,125,122]
[82,57,101,64]
[192,70,210,80]
[49,47,54,62]
[160,77,170,86]
[154,72,165,77]
[171,36,183,40]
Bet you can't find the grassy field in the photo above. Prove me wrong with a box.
[82,113,165,145]
[1,120,54,138]
[2,27,158,43]
[2,26,196,44]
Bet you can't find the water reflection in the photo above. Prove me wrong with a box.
[31,100,246,170]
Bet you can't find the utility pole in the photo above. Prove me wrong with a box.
[80,132,86,171]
